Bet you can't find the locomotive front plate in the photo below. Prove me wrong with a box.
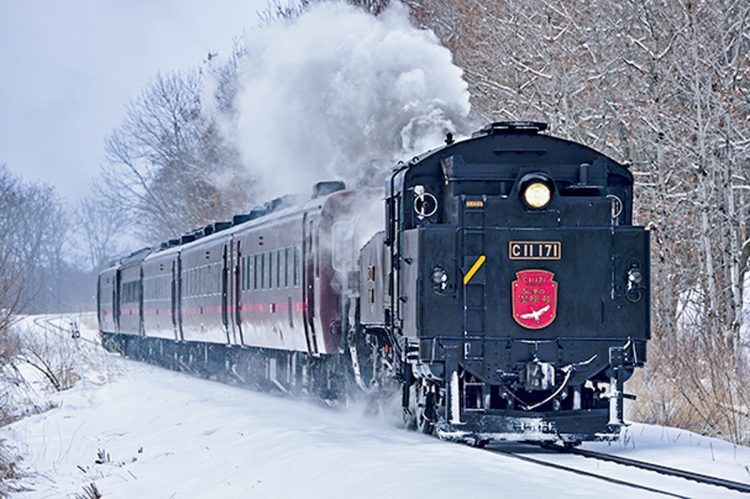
[508,241,561,260]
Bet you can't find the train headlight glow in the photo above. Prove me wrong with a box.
[522,182,552,209]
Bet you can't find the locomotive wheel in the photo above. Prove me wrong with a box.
[403,408,417,430]
[402,383,417,430]
[416,384,436,435]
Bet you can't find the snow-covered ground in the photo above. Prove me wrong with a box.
[1,315,749,498]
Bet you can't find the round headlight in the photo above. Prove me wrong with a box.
[523,182,552,209]
[431,267,447,284]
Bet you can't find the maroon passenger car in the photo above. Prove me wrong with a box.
[99,183,383,363]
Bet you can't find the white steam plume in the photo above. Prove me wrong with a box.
[224,1,471,199]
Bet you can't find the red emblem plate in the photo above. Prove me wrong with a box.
[512,270,558,329]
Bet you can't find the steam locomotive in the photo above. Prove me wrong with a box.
[98,121,650,445]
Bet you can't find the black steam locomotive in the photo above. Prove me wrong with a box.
[98,121,650,445]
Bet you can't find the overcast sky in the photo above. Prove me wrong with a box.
[0,0,268,201]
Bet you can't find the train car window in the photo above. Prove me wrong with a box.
[241,256,247,290]
[315,232,320,278]
[270,251,276,289]
[294,246,301,287]
[254,255,260,290]
[122,280,140,303]
[247,256,255,289]
[285,248,291,287]
[277,249,284,288]
[265,253,271,289]
[247,256,253,291]
[265,253,273,289]
[242,257,247,290]
[259,254,265,289]
[242,256,250,291]
[271,252,276,289]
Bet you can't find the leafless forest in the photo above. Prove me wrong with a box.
[0,0,748,448]
[402,0,750,444]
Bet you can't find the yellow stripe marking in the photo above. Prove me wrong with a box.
[463,255,486,285]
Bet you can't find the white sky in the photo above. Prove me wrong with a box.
[0,0,269,201]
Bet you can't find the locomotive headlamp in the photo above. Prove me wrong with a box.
[431,266,448,291]
[628,269,643,285]
[626,266,645,302]
[522,182,552,209]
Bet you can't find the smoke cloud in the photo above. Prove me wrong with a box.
[222,1,472,199]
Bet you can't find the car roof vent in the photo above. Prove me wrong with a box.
[232,213,253,225]
[312,181,346,199]
[213,221,232,232]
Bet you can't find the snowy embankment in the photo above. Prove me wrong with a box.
[1,315,749,498]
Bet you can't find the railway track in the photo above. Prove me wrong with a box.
[489,447,687,498]
[485,443,750,498]
[32,315,99,347]
[544,443,750,494]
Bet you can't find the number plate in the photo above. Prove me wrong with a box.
[508,241,561,260]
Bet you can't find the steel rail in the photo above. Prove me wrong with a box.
[32,316,99,347]
[543,443,750,495]
[489,447,687,498]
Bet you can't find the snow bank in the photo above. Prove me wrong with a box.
[1,316,749,498]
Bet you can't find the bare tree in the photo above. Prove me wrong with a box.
[100,70,255,243]
[74,194,128,272]
[0,164,75,315]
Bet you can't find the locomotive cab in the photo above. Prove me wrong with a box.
[362,122,650,444]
